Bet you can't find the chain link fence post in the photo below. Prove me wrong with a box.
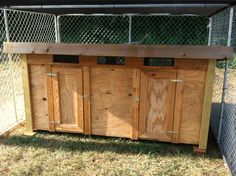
[128,15,132,44]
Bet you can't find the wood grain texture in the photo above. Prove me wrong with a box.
[199,60,216,150]
[29,64,49,131]
[131,69,141,140]
[46,65,54,131]
[139,70,176,141]
[91,67,133,138]
[175,70,206,144]
[26,54,53,64]
[175,59,208,70]
[22,55,33,132]
[172,76,183,143]
[52,66,84,133]
[83,66,91,135]
[4,42,233,60]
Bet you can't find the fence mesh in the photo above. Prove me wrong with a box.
[59,15,209,45]
[59,15,129,44]
[210,6,236,176]
[0,9,17,135]
[0,9,56,135]
[131,16,208,45]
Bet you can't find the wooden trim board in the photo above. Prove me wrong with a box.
[4,42,233,60]
[83,66,91,135]
[131,68,141,140]
[199,60,216,150]
[22,54,33,133]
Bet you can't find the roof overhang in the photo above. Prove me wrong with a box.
[0,1,235,16]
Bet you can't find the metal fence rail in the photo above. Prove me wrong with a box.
[0,9,56,135]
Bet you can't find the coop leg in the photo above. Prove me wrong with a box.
[193,145,206,155]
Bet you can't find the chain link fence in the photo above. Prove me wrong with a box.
[58,14,209,45]
[210,6,236,176]
[0,9,56,135]
[0,6,235,175]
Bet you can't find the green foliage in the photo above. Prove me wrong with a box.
[60,15,209,45]
[216,54,236,69]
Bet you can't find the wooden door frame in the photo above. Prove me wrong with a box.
[50,65,84,133]
[138,69,177,141]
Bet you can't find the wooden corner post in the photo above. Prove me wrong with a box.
[22,54,34,133]
[199,59,216,150]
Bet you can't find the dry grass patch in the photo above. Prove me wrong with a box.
[0,127,230,176]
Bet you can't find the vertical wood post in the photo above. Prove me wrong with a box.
[22,55,34,133]
[46,65,55,131]
[131,68,140,140]
[199,60,216,150]
[83,66,91,135]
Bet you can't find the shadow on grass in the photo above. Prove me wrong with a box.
[0,130,221,159]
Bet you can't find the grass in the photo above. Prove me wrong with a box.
[0,125,230,176]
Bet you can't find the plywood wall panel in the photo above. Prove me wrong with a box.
[29,64,49,130]
[90,67,133,138]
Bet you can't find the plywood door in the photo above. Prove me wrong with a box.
[139,70,176,142]
[90,67,133,138]
[173,70,206,144]
[51,66,84,133]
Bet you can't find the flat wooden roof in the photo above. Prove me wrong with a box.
[3,42,233,60]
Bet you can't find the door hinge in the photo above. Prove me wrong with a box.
[170,79,182,83]
[167,131,178,134]
[83,95,88,99]
[47,72,57,77]
[50,121,59,125]
[49,121,55,124]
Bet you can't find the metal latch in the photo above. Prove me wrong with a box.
[83,95,88,99]
[47,73,57,77]
[49,121,59,125]
[135,96,140,102]
[170,79,183,83]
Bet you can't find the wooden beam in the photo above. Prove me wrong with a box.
[199,60,216,150]
[3,42,233,60]
[172,71,182,143]
[46,65,55,132]
[83,66,91,135]
[131,68,140,140]
[22,54,34,133]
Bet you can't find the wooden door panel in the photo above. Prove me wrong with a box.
[90,67,133,138]
[51,66,84,133]
[173,70,206,144]
[139,70,176,141]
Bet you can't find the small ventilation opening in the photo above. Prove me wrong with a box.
[53,55,79,64]
[97,56,125,65]
[144,58,174,66]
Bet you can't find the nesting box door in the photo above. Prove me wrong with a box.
[139,70,176,141]
[51,66,84,133]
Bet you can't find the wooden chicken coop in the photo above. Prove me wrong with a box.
[4,42,233,151]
